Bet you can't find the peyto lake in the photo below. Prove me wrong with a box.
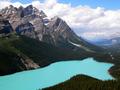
[0,58,114,90]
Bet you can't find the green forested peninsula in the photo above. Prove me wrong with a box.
[44,74,120,90]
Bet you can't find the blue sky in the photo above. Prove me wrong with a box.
[11,0,120,9]
[60,0,120,9]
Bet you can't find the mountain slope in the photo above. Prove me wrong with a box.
[0,5,104,53]
[0,37,39,75]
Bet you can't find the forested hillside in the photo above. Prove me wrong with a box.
[44,75,120,90]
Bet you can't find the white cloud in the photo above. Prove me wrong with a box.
[0,0,120,40]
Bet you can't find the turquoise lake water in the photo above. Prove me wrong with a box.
[0,58,113,90]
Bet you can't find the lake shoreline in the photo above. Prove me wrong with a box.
[0,58,114,90]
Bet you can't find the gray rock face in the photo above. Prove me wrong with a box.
[0,15,13,36]
[0,5,17,15]
[15,22,36,39]
[15,54,39,70]
[0,5,47,40]
[0,6,22,30]
[47,16,77,47]
[0,5,42,27]
[30,17,46,40]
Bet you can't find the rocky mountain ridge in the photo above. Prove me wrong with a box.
[0,5,103,52]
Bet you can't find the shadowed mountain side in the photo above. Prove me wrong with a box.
[12,36,90,67]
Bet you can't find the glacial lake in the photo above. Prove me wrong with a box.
[0,58,113,90]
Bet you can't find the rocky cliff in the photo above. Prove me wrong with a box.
[0,15,13,36]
